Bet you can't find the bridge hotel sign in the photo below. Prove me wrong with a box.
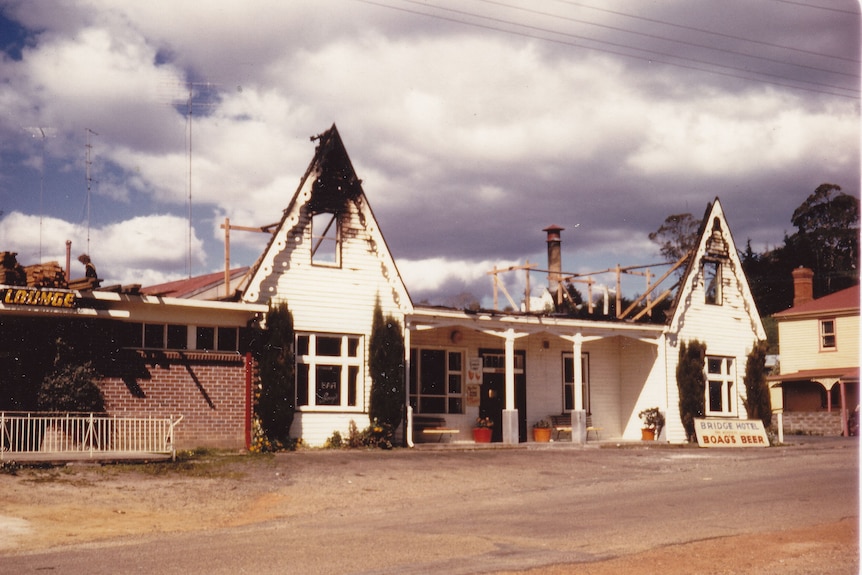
[2,286,78,309]
[694,418,770,447]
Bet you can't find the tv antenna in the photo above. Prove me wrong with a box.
[85,128,98,255]
[23,126,56,261]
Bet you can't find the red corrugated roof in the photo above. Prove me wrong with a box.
[774,284,860,318]
[142,267,249,298]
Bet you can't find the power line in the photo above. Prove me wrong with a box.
[767,0,860,16]
[552,0,860,64]
[355,0,859,99]
[479,0,859,79]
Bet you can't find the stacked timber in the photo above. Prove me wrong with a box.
[24,261,67,288]
[0,252,27,286]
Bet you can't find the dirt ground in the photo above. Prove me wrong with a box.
[0,450,857,574]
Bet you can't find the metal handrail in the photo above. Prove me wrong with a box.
[0,412,183,461]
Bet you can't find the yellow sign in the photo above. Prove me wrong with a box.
[2,287,77,309]
[694,418,769,447]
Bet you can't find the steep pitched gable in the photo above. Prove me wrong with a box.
[668,198,766,342]
[242,124,412,313]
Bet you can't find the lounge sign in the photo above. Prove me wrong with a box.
[2,287,77,309]
[694,418,769,448]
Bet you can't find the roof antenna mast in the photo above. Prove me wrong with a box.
[85,128,98,256]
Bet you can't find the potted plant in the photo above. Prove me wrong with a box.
[473,417,493,443]
[638,407,665,440]
[532,419,552,442]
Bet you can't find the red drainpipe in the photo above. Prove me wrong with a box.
[245,352,253,450]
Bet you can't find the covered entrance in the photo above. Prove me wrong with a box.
[480,349,526,442]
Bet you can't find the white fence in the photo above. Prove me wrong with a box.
[0,412,183,461]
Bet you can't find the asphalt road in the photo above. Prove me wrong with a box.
[4,438,858,574]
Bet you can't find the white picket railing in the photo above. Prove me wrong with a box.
[0,412,183,461]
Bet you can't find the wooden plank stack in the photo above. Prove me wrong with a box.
[24,261,66,288]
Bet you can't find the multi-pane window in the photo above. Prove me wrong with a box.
[296,334,362,410]
[120,323,241,352]
[410,348,464,414]
[705,356,736,416]
[820,319,836,350]
[562,353,590,412]
[703,261,722,305]
[311,212,340,266]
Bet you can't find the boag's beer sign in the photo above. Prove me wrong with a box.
[2,287,77,309]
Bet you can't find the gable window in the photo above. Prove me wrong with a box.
[296,333,362,410]
[703,261,722,305]
[820,319,836,350]
[410,348,464,414]
[311,212,340,266]
[562,353,590,413]
[705,356,736,416]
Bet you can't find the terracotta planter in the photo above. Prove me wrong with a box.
[641,428,656,441]
[473,427,492,443]
[532,427,552,442]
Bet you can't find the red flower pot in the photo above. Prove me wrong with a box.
[473,427,492,443]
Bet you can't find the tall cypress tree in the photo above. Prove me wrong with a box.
[677,339,706,442]
[369,298,405,433]
[743,340,772,428]
[256,301,295,443]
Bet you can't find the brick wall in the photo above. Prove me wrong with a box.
[99,350,251,450]
[774,411,845,436]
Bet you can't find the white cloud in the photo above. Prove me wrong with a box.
[0,211,204,286]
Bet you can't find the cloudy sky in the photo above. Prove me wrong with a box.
[0,0,858,306]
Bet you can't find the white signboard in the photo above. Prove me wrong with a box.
[694,418,769,448]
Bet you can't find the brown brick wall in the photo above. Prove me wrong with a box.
[99,350,251,450]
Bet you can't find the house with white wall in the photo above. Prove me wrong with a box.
[240,124,768,446]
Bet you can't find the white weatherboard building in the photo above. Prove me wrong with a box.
[241,124,766,447]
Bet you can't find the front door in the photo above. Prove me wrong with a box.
[479,349,527,442]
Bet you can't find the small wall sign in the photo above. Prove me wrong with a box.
[694,418,769,447]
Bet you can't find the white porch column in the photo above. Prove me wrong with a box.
[573,333,583,411]
[570,333,586,444]
[404,320,414,447]
[502,329,519,445]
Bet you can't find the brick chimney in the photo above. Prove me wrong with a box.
[543,224,564,296]
[791,267,814,307]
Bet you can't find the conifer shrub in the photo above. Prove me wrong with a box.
[256,301,295,445]
[369,299,405,438]
[677,339,706,442]
[743,340,772,429]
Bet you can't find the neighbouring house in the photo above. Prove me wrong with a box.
[0,254,267,450]
[767,269,860,436]
[240,124,767,446]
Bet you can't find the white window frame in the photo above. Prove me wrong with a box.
[819,319,836,351]
[410,348,464,414]
[296,333,363,411]
[703,260,722,305]
[562,352,590,413]
[311,212,341,267]
[705,356,737,416]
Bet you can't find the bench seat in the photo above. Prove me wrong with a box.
[550,414,603,441]
[413,415,459,443]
